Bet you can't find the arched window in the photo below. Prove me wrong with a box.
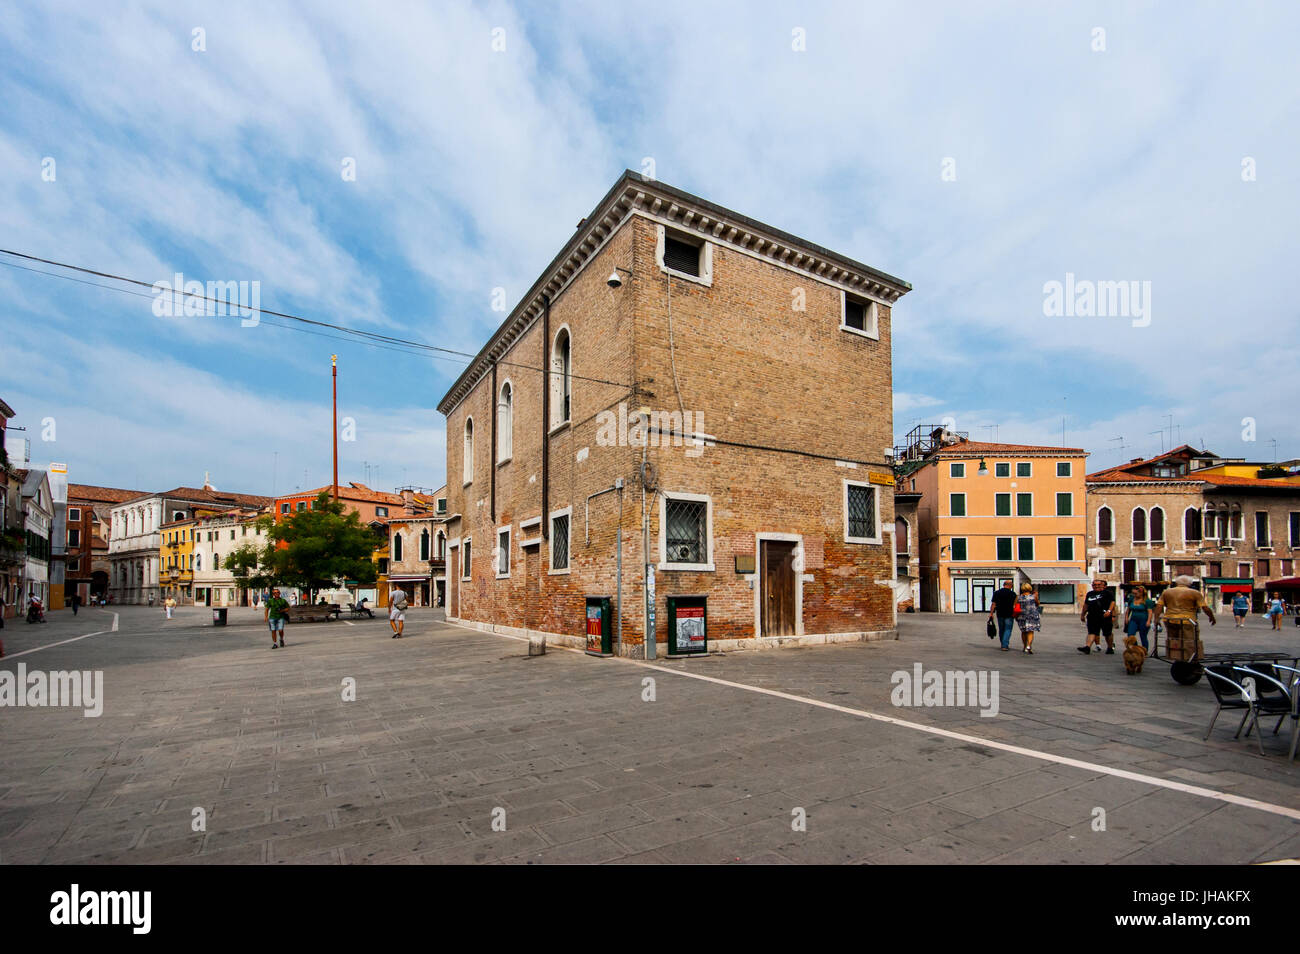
[1097,506,1114,543]
[1149,506,1165,543]
[1184,507,1202,543]
[437,532,446,560]
[894,517,909,554]
[214,552,220,570]
[498,381,513,462]
[463,418,474,485]
[393,533,403,562]
[1204,504,1218,541]
[420,529,430,562]
[195,553,202,571]
[1132,507,1147,543]
[550,328,571,428]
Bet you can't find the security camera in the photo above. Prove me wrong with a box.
[606,270,622,288]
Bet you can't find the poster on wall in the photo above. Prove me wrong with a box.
[586,604,603,654]
[675,605,705,651]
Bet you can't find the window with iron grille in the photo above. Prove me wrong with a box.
[551,513,570,571]
[462,540,471,578]
[663,236,701,276]
[497,528,510,576]
[664,498,706,564]
[846,484,877,542]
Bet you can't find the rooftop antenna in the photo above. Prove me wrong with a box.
[1149,429,1165,454]
[1267,438,1279,462]
[1109,436,1127,462]
[1164,413,1174,451]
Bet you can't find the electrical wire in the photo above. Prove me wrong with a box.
[0,248,632,387]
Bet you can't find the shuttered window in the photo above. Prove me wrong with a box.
[663,236,700,276]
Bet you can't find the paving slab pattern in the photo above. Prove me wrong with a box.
[1,605,1297,864]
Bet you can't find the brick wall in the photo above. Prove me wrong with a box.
[443,212,899,652]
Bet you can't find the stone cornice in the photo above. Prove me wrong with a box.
[436,171,912,417]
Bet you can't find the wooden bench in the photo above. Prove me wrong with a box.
[283,604,341,623]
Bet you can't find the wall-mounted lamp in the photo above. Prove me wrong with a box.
[607,266,633,289]
[977,458,989,476]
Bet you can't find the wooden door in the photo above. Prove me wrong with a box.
[761,540,797,637]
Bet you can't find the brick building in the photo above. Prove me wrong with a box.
[438,171,910,655]
[66,484,145,604]
[1087,446,1300,610]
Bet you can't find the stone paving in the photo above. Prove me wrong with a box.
[1,604,1298,864]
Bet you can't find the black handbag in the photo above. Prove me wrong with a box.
[986,617,997,639]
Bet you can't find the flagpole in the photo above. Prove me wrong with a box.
[332,354,339,501]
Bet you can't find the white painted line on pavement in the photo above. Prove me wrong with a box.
[344,620,355,626]
[2,613,119,660]
[449,619,1300,823]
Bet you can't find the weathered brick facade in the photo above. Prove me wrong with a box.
[439,172,909,655]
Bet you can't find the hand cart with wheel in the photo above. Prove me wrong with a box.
[1156,616,1206,685]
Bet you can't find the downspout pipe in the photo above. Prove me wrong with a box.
[490,359,497,523]
[541,294,550,541]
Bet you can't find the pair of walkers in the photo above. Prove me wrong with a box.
[986,580,1041,653]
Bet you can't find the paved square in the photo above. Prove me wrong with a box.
[1,606,1297,863]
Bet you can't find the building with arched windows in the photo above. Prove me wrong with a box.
[1086,445,1300,610]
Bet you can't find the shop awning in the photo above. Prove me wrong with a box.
[1265,577,1300,590]
[386,574,431,582]
[1022,567,1092,586]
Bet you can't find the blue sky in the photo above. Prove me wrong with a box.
[1,0,1297,496]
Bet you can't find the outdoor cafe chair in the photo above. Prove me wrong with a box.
[1202,664,1256,744]
[1233,665,1299,760]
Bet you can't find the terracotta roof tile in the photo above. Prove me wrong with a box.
[932,439,1087,456]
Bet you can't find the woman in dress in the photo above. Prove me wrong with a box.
[1017,583,1041,654]
[1124,584,1156,652]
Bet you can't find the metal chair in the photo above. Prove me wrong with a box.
[1202,664,1256,742]
[1234,665,1299,759]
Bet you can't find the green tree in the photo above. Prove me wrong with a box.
[263,491,378,602]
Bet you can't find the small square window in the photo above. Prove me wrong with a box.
[950,462,965,478]
[663,235,701,276]
[1058,537,1075,561]
[949,493,966,517]
[280,503,289,514]
[996,537,1013,561]
[68,508,81,522]
[1016,462,1032,477]
[1017,537,1034,561]
[1056,493,1072,516]
[841,295,878,337]
[1017,493,1033,516]
[950,538,967,561]
[995,493,1011,517]
[1057,462,1072,477]
[995,463,1010,478]
[375,506,388,517]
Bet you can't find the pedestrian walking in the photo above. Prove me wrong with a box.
[71,592,80,616]
[1124,584,1156,652]
[264,588,289,648]
[1017,583,1041,653]
[164,596,176,620]
[987,579,1018,652]
[1078,579,1117,655]
[389,586,409,638]
[1232,591,1250,628]
[1267,591,1286,631]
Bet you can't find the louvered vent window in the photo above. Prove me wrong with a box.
[663,236,700,276]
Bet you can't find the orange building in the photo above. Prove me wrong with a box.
[900,431,1090,613]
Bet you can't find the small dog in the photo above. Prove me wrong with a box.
[1122,635,1147,675]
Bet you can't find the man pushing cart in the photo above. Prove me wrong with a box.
[1152,575,1217,685]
